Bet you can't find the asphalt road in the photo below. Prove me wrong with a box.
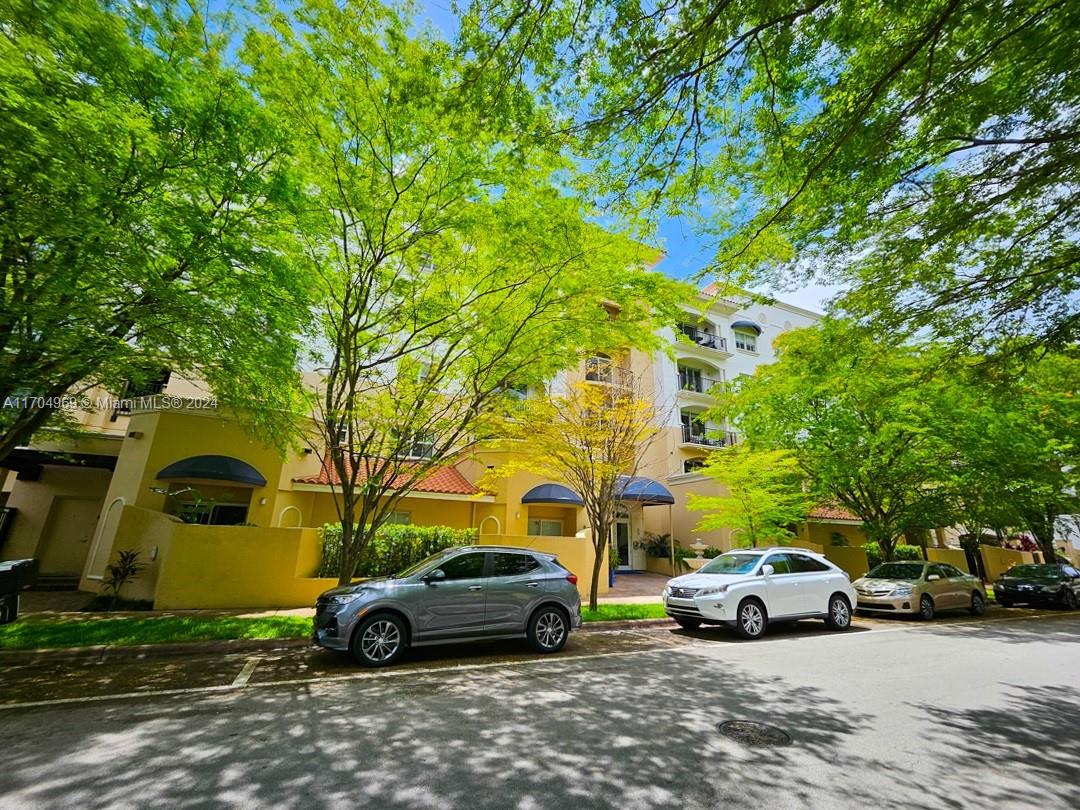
[2,611,1079,809]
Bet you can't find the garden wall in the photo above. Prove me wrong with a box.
[925,547,971,574]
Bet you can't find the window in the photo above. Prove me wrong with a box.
[941,564,965,578]
[177,503,248,526]
[387,511,411,525]
[492,553,541,578]
[678,366,702,392]
[927,565,950,580]
[733,329,757,352]
[437,552,486,580]
[683,458,706,474]
[762,554,793,574]
[528,518,564,537]
[789,554,831,573]
[405,433,435,459]
[585,354,612,382]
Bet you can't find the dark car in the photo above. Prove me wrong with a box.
[313,545,582,667]
[995,564,1080,609]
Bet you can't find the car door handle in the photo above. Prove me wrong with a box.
[467,585,483,591]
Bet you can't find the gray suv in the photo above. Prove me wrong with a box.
[314,545,583,666]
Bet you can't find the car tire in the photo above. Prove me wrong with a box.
[997,596,1012,608]
[1062,589,1078,611]
[734,598,767,640]
[919,594,935,621]
[351,613,408,668]
[674,617,702,630]
[969,591,986,616]
[825,594,852,631]
[528,605,569,653]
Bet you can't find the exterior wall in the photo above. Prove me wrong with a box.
[822,545,869,579]
[1,465,112,574]
[980,546,1035,582]
[802,521,869,548]
[926,547,971,574]
[98,505,179,602]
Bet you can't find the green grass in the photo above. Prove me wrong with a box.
[581,603,666,623]
[0,615,312,651]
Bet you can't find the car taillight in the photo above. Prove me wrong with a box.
[566,573,578,585]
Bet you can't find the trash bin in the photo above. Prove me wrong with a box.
[0,558,38,625]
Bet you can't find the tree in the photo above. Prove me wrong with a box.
[245,0,687,584]
[459,0,1080,353]
[718,319,961,561]
[482,380,660,610]
[687,446,811,548]
[0,0,313,460]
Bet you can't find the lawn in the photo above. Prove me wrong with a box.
[0,615,312,651]
[581,603,666,623]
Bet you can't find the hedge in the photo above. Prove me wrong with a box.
[317,523,477,578]
[865,541,925,570]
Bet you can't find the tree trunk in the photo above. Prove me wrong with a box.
[1025,505,1058,563]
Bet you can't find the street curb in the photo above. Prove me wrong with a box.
[580,618,672,632]
[0,636,316,667]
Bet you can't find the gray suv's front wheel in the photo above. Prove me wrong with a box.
[352,613,407,667]
[528,605,569,653]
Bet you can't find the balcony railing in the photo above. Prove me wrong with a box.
[678,325,728,352]
[681,424,739,447]
[677,372,725,393]
[584,359,634,388]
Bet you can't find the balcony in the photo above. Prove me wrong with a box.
[678,325,728,352]
[677,371,725,394]
[681,424,739,447]
[584,358,634,388]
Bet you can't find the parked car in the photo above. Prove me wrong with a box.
[853,561,986,620]
[995,564,1080,609]
[313,545,582,666]
[662,547,857,640]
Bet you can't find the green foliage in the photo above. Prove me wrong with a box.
[461,0,1080,354]
[102,550,144,611]
[318,524,476,579]
[581,603,666,623]
[688,445,811,548]
[0,0,314,458]
[865,542,925,571]
[829,533,850,548]
[640,533,671,559]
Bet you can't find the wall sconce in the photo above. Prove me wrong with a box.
[259,497,267,506]
[127,431,143,439]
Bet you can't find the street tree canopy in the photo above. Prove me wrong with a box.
[459,0,1080,353]
[0,0,314,459]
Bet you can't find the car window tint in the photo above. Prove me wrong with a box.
[437,553,486,580]
[943,565,965,577]
[763,554,793,575]
[1064,566,1080,579]
[492,553,541,578]
[790,554,830,573]
[927,565,949,579]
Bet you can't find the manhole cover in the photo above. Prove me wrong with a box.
[717,720,793,747]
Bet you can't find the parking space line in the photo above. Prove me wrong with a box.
[230,657,260,687]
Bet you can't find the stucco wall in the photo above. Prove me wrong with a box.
[926,547,971,574]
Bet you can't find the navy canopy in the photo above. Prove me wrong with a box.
[521,483,585,507]
[617,475,675,506]
[156,455,267,487]
[730,319,763,335]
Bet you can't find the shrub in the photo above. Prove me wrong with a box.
[641,532,671,558]
[864,541,925,569]
[318,523,477,578]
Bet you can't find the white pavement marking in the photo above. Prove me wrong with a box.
[0,611,1072,713]
[230,657,260,687]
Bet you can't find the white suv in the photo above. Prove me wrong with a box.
[663,548,857,639]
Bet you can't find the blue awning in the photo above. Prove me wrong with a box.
[617,475,675,505]
[521,483,584,507]
[156,455,267,487]
[731,319,763,335]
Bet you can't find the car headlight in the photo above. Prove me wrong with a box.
[325,590,365,606]
[890,586,913,596]
[662,586,670,598]
[697,585,729,597]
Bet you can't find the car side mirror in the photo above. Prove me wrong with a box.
[761,564,775,577]
[423,569,446,584]
[926,574,941,582]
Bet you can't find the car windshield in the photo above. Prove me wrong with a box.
[698,553,761,575]
[867,563,926,581]
[395,551,450,579]
[1002,565,1061,580]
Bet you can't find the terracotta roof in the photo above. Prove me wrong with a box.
[293,457,479,496]
[807,505,860,522]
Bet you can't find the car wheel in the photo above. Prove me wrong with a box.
[528,606,569,653]
[1062,589,1078,611]
[969,591,986,616]
[919,594,935,621]
[825,594,852,631]
[734,598,767,640]
[997,596,1012,608]
[674,617,702,630]
[351,613,407,667]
